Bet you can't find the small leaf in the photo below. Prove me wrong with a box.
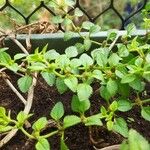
[100,86,111,101]
[65,46,78,58]
[85,115,102,126]
[36,138,50,150]
[14,53,27,60]
[60,139,69,150]
[118,99,132,112]
[109,101,118,112]
[106,78,118,97]
[126,23,136,36]
[17,111,32,127]
[84,38,92,51]
[80,54,93,67]
[17,75,33,93]
[65,0,75,7]
[89,25,101,34]
[64,31,75,41]
[52,15,63,24]
[113,117,128,137]
[108,53,122,66]
[64,76,78,92]
[45,50,60,60]
[121,74,136,84]
[107,120,114,131]
[82,21,94,30]
[117,44,129,57]
[41,72,55,86]
[50,102,64,121]
[77,83,93,101]
[32,117,48,131]
[141,107,150,121]
[56,78,68,94]
[0,107,6,117]
[0,125,13,133]
[92,70,104,81]
[71,95,90,113]
[74,8,83,17]
[63,115,81,129]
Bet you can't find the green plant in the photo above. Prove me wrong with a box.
[0,0,150,149]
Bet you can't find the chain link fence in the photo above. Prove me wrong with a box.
[0,0,149,31]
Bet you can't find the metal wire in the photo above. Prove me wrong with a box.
[0,0,148,31]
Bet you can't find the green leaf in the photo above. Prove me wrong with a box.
[71,95,90,113]
[80,54,93,67]
[121,74,136,84]
[146,53,150,63]
[41,72,55,86]
[52,15,63,24]
[118,99,132,112]
[89,25,101,34]
[56,78,68,94]
[75,43,85,54]
[74,8,83,17]
[50,102,64,121]
[82,21,94,30]
[141,107,150,121]
[65,46,78,58]
[128,129,150,150]
[60,139,69,150]
[14,53,27,60]
[64,31,75,41]
[108,53,122,66]
[85,115,102,126]
[129,78,145,92]
[70,58,82,68]
[63,115,81,129]
[77,83,93,101]
[92,70,104,81]
[17,111,32,127]
[84,38,92,51]
[107,120,114,131]
[8,63,20,73]
[113,117,128,137]
[126,23,136,36]
[0,107,6,117]
[32,117,48,131]
[64,76,78,92]
[65,0,75,7]
[17,75,33,93]
[0,52,12,64]
[0,125,13,133]
[107,29,118,41]
[55,55,70,68]
[109,101,118,112]
[45,50,60,60]
[36,138,50,150]
[106,78,118,97]
[28,62,47,71]
[117,44,129,57]
[100,86,111,101]
[63,17,72,26]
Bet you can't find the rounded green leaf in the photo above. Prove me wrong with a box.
[36,138,50,150]
[141,107,150,121]
[17,75,33,93]
[50,102,64,121]
[41,72,55,86]
[65,46,78,58]
[118,99,132,112]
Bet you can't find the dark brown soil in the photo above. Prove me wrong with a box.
[0,72,150,150]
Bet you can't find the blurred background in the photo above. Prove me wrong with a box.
[0,0,149,31]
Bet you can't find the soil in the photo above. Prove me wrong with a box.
[0,72,150,150]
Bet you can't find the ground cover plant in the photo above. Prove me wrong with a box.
[0,0,150,150]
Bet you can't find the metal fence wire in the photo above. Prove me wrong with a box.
[0,0,149,31]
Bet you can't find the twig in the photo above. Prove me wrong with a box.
[0,73,38,148]
[108,34,120,51]
[9,37,29,55]
[94,144,120,150]
[3,78,27,105]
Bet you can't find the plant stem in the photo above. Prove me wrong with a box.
[40,130,58,139]
[20,127,35,139]
[142,98,150,104]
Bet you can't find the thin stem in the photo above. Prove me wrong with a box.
[20,127,35,139]
[40,130,58,139]
[109,34,120,51]
[3,78,27,105]
[142,98,150,104]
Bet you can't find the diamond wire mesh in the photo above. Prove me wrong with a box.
[0,0,148,31]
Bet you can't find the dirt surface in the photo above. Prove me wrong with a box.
[0,72,150,150]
